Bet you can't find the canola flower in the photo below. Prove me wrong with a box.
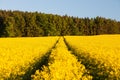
[0,37,58,79]
[32,37,92,80]
[65,35,120,79]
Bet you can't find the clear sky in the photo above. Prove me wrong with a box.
[0,0,120,21]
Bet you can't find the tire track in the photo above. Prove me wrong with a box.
[32,37,92,80]
[63,37,109,80]
[22,37,60,80]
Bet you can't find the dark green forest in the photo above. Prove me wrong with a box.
[0,10,120,37]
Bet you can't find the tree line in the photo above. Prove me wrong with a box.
[0,10,120,37]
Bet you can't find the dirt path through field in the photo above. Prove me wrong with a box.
[22,37,60,80]
[31,37,92,80]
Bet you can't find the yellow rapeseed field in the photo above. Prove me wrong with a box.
[65,35,120,79]
[0,37,58,79]
[1,35,120,80]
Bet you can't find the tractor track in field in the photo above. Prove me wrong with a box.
[63,37,95,79]
[22,36,119,80]
[31,37,92,80]
[63,37,110,80]
[23,36,93,80]
[22,37,60,80]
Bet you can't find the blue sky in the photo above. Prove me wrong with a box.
[0,0,120,21]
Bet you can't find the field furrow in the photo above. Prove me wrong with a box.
[32,37,92,80]
[0,37,58,80]
[65,35,120,80]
